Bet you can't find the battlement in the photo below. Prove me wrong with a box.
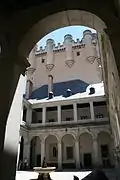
[35,30,97,55]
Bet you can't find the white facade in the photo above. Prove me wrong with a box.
[19,30,115,170]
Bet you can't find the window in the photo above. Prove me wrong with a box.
[48,119,55,122]
[101,145,109,158]
[41,58,45,63]
[38,120,42,123]
[66,117,72,121]
[77,51,80,56]
[101,145,110,167]
[23,108,27,122]
[66,147,73,160]
[95,113,104,118]
[81,116,88,120]
[53,147,57,157]
[84,153,92,168]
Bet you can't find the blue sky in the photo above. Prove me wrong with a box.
[37,26,96,48]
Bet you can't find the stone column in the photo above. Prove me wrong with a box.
[58,140,62,170]
[93,137,99,167]
[23,139,31,166]
[26,107,32,124]
[58,105,61,123]
[75,138,80,169]
[16,138,21,170]
[41,140,45,166]
[73,103,77,122]
[42,107,46,124]
[0,50,29,180]
[90,101,95,121]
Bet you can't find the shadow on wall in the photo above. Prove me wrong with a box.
[1,150,17,180]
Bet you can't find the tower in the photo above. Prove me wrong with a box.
[83,30,98,64]
[64,34,74,68]
[46,39,55,71]
[25,45,37,99]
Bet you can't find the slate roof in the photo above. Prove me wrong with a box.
[29,79,89,100]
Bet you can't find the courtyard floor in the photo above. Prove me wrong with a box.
[16,171,91,180]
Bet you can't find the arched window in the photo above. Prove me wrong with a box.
[53,146,57,157]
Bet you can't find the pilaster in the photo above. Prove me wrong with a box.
[57,105,61,123]
[41,140,45,166]
[93,136,99,167]
[42,107,46,124]
[58,139,62,170]
[90,101,95,121]
[75,137,80,169]
[73,103,78,122]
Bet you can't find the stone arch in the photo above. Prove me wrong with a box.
[61,132,77,141]
[79,130,94,139]
[79,132,93,169]
[30,136,41,168]
[62,133,76,169]
[45,135,58,167]
[19,10,106,58]
[97,131,114,167]
[44,134,59,142]
[29,134,41,142]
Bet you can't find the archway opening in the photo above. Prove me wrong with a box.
[18,136,24,170]
[18,9,120,172]
[45,135,58,167]
[62,134,75,169]
[97,131,114,168]
[80,133,93,169]
[30,136,41,169]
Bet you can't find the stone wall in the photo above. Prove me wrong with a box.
[98,31,120,148]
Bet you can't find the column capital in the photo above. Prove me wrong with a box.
[75,135,79,142]
[58,137,62,144]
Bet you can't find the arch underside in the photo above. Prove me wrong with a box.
[19,10,106,57]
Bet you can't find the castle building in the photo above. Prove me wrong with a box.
[18,30,115,170]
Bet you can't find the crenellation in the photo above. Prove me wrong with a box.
[35,30,97,56]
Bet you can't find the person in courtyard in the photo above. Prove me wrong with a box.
[23,157,28,170]
[42,157,47,168]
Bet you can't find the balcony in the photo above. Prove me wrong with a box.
[28,100,109,128]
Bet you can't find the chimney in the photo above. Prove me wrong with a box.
[66,89,72,97]
[25,80,33,99]
[48,91,54,99]
[89,87,95,95]
[48,75,53,96]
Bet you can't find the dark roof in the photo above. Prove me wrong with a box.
[29,79,89,100]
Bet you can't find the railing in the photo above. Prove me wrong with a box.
[28,117,109,128]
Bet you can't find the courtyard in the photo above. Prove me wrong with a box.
[16,171,91,180]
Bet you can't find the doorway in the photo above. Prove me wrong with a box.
[101,145,110,167]
[84,153,92,168]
